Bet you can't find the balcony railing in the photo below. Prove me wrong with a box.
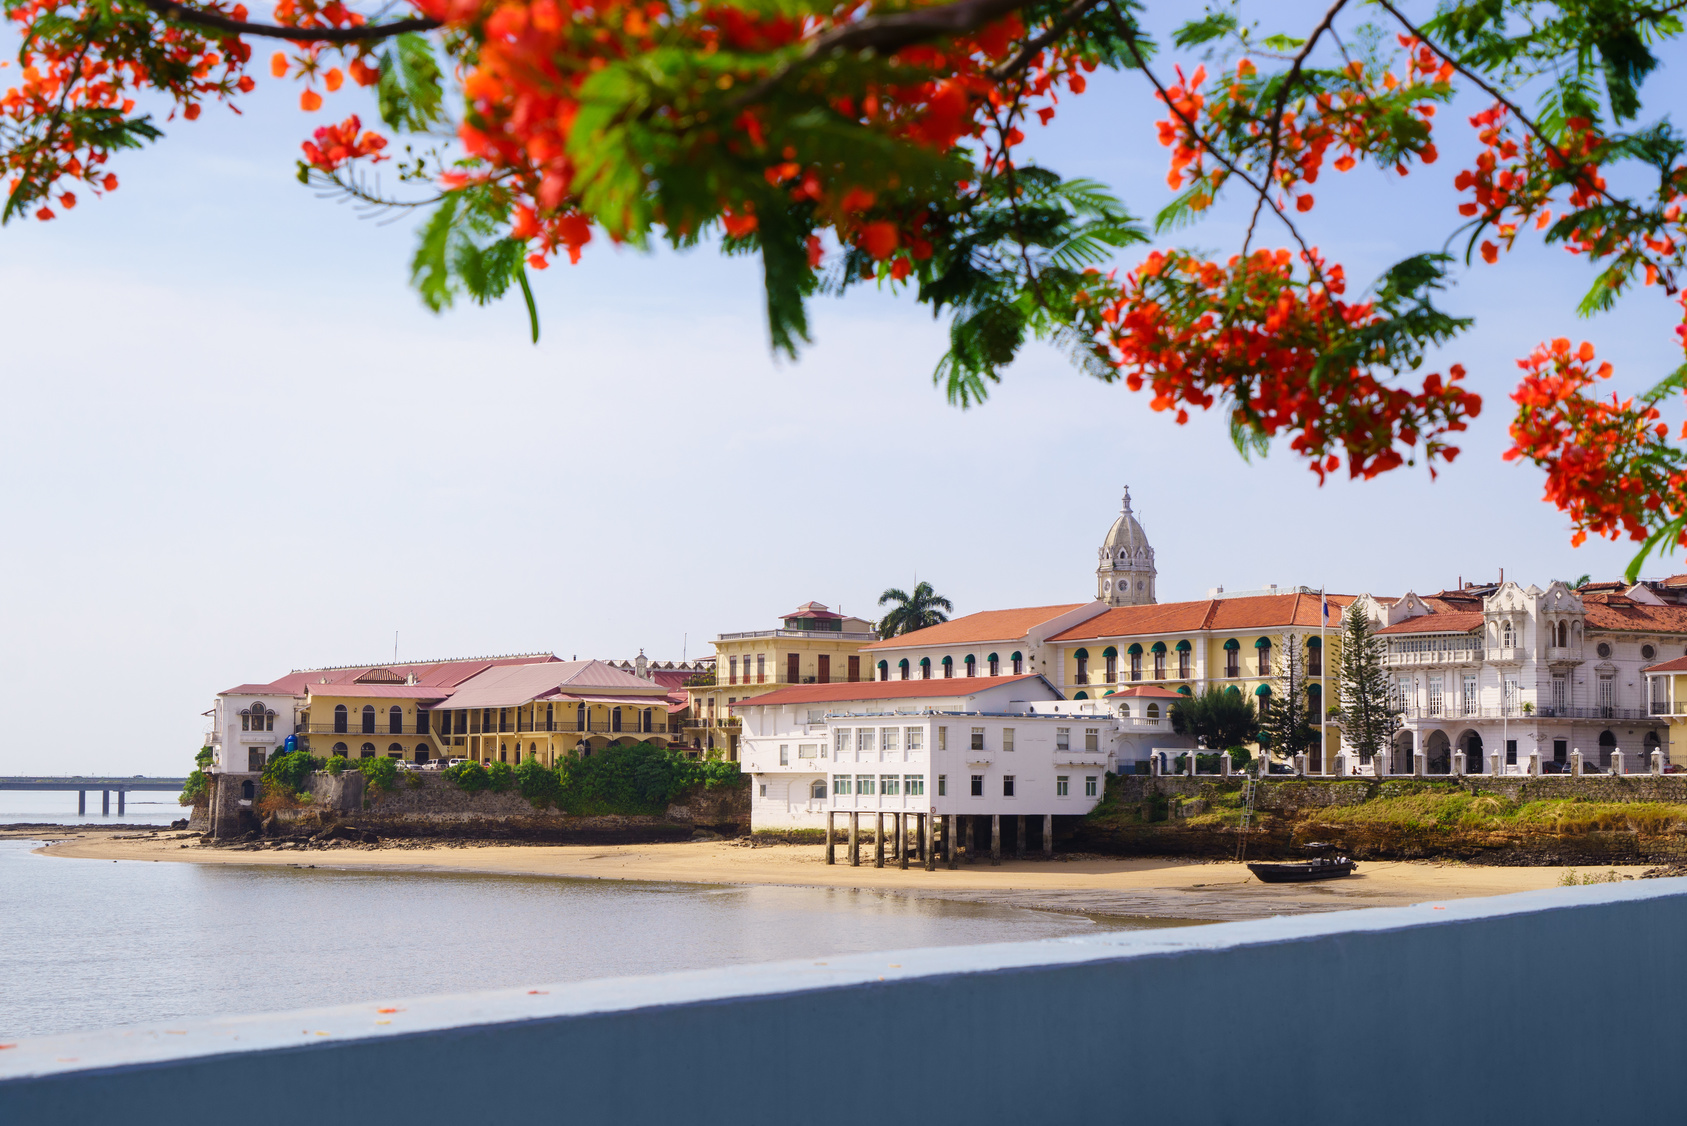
[1396,704,1652,721]
[1546,646,1584,663]
[716,628,880,642]
[1385,650,1484,667]
[301,723,432,737]
[515,718,668,733]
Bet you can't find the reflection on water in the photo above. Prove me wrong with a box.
[0,841,1177,1038]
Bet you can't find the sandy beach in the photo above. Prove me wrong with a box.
[23,828,1655,922]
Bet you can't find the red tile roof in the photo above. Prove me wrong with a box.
[861,605,1086,651]
[1582,599,1687,633]
[223,653,557,697]
[1375,611,1485,636]
[729,674,1047,709]
[1046,592,1358,642]
[1109,685,1186,699]
[1644,654,1687,673]
[302,684,454,699]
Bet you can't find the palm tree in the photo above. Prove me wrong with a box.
[877,582,953,637]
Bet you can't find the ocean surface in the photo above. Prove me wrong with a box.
[0,789,188,827]
[0,838,1185,1039]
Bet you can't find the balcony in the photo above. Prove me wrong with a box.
[716,628,880,642]
[1488,646,1524,666]
[1117,717,1166,730]
[302,723,433,737]
[1546,646,1584,665]
[1384,649,1485,668]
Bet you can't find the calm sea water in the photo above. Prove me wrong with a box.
[0,789,187,827]
[0,840,1180,1039]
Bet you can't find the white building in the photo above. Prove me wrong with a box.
[735,676,1129,836]
[208,686,302,774]
[1376,580,1685,773]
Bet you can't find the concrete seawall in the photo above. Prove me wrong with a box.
[5,880,1686,1124]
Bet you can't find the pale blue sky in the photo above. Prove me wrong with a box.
[2,3,1683,774]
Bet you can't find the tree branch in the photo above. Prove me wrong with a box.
[1242,0,1349,256]
[137,0,439,42]
[732,0,1039,107]
[1106,3,1321,271]
[987,0,1103,81]
[1375,0,1673,289]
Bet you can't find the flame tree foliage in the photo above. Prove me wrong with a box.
[10,0,1687,567]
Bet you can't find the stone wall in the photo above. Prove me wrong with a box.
[256,772,749,842]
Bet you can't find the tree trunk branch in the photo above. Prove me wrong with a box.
[137,0,439,42]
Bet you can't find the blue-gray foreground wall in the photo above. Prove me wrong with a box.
[5,879,1686,1125]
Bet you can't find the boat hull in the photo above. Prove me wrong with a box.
[1247,860,1356,884]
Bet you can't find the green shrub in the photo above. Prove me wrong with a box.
[194,746,214,771]
[179,769,209,807]
[444,761,490,793]
[558,742,741,815]
[263,749,322,793]
[352,755,398,793]
[325,755,347,776]
[514,758,561,807]
[486,760,514,793]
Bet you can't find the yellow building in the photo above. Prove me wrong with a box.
[686,602,879,759]
[1043,588,1355,769]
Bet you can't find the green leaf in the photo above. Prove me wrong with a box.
[378,33,445,133]
[1173,12,1239,47]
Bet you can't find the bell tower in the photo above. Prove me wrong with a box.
[1096,486,1157,607]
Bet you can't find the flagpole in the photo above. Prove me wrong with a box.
[1320,586,1328,776]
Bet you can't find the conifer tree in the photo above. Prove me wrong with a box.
[1263,632,1317,763]
[1338,604,1398,765]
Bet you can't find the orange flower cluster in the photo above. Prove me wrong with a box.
[301,114,388,170]
[1096,247,1481,482]
[1156,37,1451,214]
[2,0,254,219]
[412,0,1076,270]
[1503,338,1683,548]
[1453,106,1617,264]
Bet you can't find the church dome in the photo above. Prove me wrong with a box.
[1096,487,1156,606]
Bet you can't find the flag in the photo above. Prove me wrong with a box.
[1322,595,1331,626]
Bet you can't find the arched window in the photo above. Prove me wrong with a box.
[1557,620,1569,648]
[920,657,932,680]
[1306,636,1322,676]
[241,780,255,801]
[361,705,376,734]
[389,705,403,734]
[811,779,827,800]
[1120,703,1131,717]
[1502,621,1515,648]
[416,744,430,762]
[988,653,1000,676]
[334,704,348,734]
[1176,639,1192,679]
[1103,646,1119,682]
[1073,691,1088,700]
[1254,637,1272,676]
[360,742,376,758]
[878,660,889,681]
[1011,651,1024,675]
[1308,683,1323,716]
[899,659,910,681]
[1127,644,1143,682]
[941,656,954,679]
[1255,682,1273,718]
[1147,703,1160,719]
[388,743,404,758]
[1151,641,1167,680]
[331,742,347,756]
[964,654,976,677]
[1074,648,1090,684]
[240,707,251,732]
[1223,639,1240,678]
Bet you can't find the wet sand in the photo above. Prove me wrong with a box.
[27,829,1652,923]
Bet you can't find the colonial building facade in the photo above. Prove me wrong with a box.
[1379,580,1685,774]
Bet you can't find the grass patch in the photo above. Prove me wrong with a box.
[1301,790,1687,836]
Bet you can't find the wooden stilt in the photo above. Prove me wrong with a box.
[946,815,957,870]
[898,813,909,870]
[874,812,885,868]
[1016,814,1025,859]
[849,812,859,867]
[1043,813,1053,857]
[963,816,974,862]
[991,814,1001,866]
[826,811,835,865]
[923,813,935,872]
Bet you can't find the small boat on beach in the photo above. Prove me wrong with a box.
[1246,857,1357,883]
